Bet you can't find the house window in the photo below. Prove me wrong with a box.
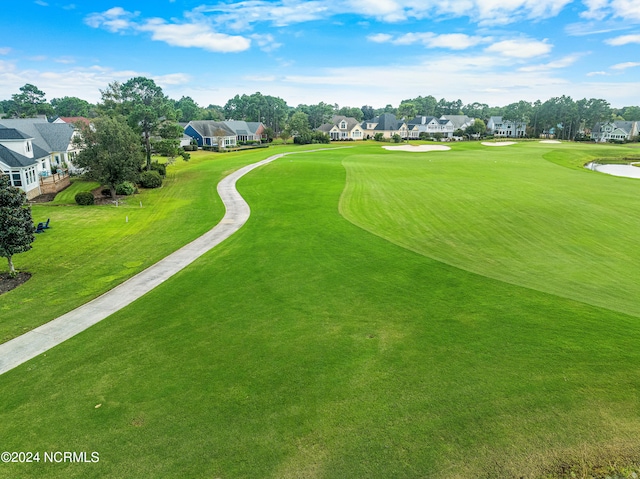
[11,172,22,187]
[340,121,347,129]
[26,142,31,153]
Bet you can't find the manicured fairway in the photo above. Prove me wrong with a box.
[1,142,640,478]
[341,141,640,318]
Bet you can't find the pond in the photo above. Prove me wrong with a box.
[585,162,640,179]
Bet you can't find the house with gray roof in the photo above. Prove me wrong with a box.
[487,116,527,138]
[407,116,455,138]
[222,120,266,143]
[184,121,238,149]
[441,115,475,132]
[0,118,80,172]
[0,127,49,199]
[592,121,640,142]
[361,113,411,139]
[317,115,365,141]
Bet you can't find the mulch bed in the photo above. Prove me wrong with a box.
[0,272,31,296]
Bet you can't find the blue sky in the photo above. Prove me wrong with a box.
[1,0,639,109]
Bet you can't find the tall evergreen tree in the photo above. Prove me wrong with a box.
[0,176,35,275]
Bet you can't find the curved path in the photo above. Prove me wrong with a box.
[0,151,300,376]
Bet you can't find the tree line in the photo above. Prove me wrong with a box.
[2,82,640,141]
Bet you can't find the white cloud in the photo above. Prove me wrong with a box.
[581,0,640,21]
[0,47,11,55]
[194,1,330,29]
[485,39,552,58]
[250,34,282,52]
[195,0,572,28]
[611,62,640,71]
[587,71,608,76]
[605,34,640,46]
[518,54,585,72]
[86,8,251,53]
[369,32,488,50]
[138,19,251,53]
[84,7,139,33]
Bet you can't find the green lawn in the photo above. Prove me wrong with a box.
[49,178,100,205]
[0,148,297,343]
[1,141,640,478]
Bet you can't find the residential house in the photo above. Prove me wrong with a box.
[222,120,267,143]
[591,121,640,142]
[317,115,365,141]
[487,116,527,138]
[0,118,80,172]
[0,127,50,199]
[184,121,237,149]
[442,115,475,132]
[361,113,409,139]
[407,116,455,138]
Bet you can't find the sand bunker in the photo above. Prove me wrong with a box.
[481,141,516,147]
[382,145,451,152]
[540,140,562,144]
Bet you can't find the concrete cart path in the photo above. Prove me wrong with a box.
[0,152,291,376]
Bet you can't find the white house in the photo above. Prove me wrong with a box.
[317,115,365,140]
[487,116,527,138]
[591,121,640,142]
[0,127,51,199]
[407,116,455,138]
[0,118,81,172]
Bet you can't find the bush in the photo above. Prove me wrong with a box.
[294,132,331,145]
[139,171,163,189]
[75,191,94,205]
[374,133,384,142]
[180,151,191,162]
[149,161,166,177]
[116,181,136,196]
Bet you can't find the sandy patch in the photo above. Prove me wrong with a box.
[382,145,451,152]
[481,141,516,147]
[540,140,562,144]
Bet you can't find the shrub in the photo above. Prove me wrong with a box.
[116,181,136,196]
[181,151,191,162]
[75,191,95,205]
[150,161,167,177]
[294,132,331,145]
[374,133,384,142]
[139,171,163,189]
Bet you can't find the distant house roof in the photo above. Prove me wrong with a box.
[186,121,236,137]
[318,116,361,133]
[407,116,436,126]
[0,118,75,155]
[56,116,91,126]
[442,115,472,129]
[371,113,402,131]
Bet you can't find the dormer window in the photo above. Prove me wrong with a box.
[340,121,347,129]
[26,141,31,153]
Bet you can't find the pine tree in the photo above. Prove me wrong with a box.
[0,176,35,275]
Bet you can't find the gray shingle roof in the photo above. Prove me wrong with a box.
[0,128,32,140]
[0,144,37,168]
[188,121,236,137]
[0,118,74,154]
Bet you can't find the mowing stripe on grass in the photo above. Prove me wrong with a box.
[0,153,287,376]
